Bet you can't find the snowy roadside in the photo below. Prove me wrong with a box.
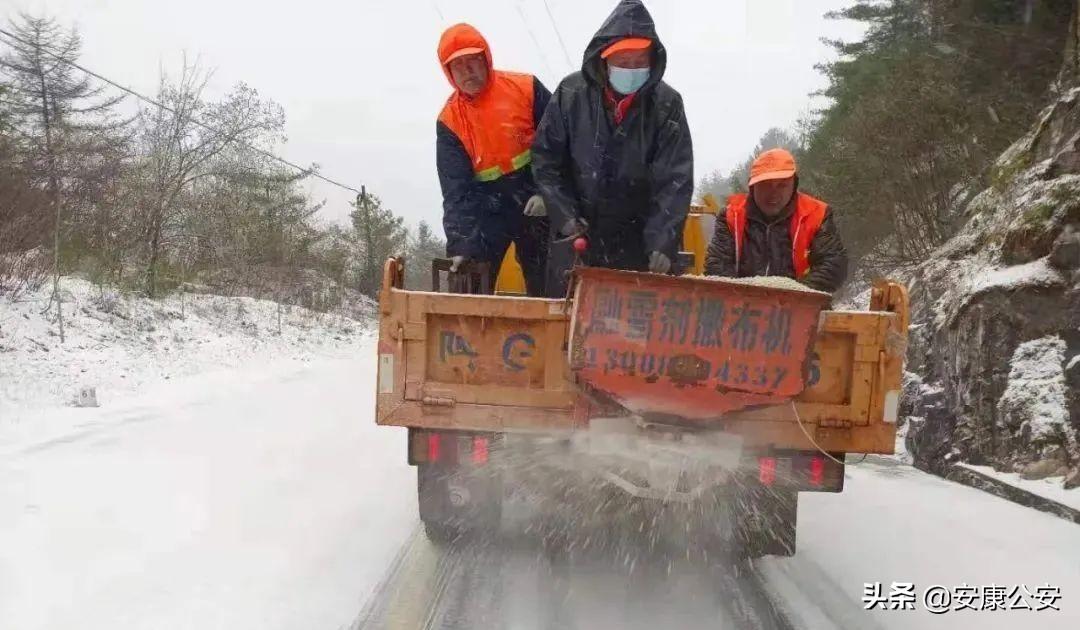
[956,463,1080,514]
[0,342,417,630]
[1,278,371,445]
[761,458,1080,629]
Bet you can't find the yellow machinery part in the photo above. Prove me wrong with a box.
[495,243,527,295]
[494,193,722,294]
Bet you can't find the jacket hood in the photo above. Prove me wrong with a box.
[438,23,494,93]
[582,0,667,91]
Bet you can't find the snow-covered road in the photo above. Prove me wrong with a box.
[0,338,416,630]
[2,338,1079,629]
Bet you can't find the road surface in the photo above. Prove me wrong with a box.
[349,453,1080,630]
[351,523,793,630]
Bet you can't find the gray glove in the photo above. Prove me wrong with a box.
[560,218,588,238]
[523,195,547,217]
[648,251,671,274]
[450,255,466,272]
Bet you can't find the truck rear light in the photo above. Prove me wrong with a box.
[409,431,490,467]
[472,436,489,464]
[427,433,442,462]
[758,456,777,486]
[809,455,825,487]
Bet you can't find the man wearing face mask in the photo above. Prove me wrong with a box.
[704,148,848,293]
[436,23,551,296]
[532,0,693,297]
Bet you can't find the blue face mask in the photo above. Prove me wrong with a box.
[608,66,650,95]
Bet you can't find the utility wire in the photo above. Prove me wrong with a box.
[541,0,575,71]
[429,0,446,22]
[0,26,366,196]
[514,3,557,84]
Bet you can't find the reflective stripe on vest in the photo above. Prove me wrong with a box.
[474,149,532,182]
[724,192,828,278]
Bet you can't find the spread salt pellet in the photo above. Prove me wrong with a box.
[700,275,829,295]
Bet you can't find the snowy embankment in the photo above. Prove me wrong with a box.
[1,278,370,445]
[958,463,1080,513]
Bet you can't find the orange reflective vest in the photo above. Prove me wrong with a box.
[725,192,828,278]
[438,25,537,183]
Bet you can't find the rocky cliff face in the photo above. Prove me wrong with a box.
[902,88,1080,488]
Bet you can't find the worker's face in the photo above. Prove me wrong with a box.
[448,53,489,97]
[752,176,796,217]
[606,49,651,70]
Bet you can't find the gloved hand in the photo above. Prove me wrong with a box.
[648,251,671,274]
[523,195,547,217]
[450,255,467,272]
[560,218,588,237]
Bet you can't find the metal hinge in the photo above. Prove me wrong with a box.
[421,396,456,407]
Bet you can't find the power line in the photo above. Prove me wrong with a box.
[0,26,366,197]
[541,0,575,71]
[514,3,557,84]
[430,0,446,22]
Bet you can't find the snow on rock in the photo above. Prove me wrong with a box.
[996,336,1071,446]
[900,86,1080,476]
[0,277,371,417]
[920,257,1066,331]
[967,258,1066,297]
[892,417,915,464]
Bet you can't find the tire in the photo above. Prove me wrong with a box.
[422,518,460,545]
[733,486,798,558]
[417,463,502,545]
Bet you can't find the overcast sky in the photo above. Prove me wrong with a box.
[6,0,863,232]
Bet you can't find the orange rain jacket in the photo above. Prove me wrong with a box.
[436,24,551,295]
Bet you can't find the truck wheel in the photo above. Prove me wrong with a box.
[417,463,502,545]
[733,487,798,558]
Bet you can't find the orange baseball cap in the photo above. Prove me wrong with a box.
[601,37,653,59]
[748,148,798,186]
[443,47,485,64]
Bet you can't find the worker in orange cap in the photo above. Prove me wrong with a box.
[436,23,552,296]
[704,148,849,293]
[532,0,693,296]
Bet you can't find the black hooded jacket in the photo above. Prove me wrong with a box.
[532,0,694,295]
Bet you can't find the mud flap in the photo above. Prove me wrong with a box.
[417,463,503,543]
[732,485,798,558]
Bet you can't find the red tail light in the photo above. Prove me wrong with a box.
[427,433,441,462]
[472,436,489,464]
[809,456,825,486]
[758,456,777,486]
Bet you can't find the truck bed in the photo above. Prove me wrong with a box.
[375,258,907,454]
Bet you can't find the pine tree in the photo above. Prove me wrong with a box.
[0,14,130,339]
[0,81,50,297]
[405,221,446,291]
[801,0,1073,270]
